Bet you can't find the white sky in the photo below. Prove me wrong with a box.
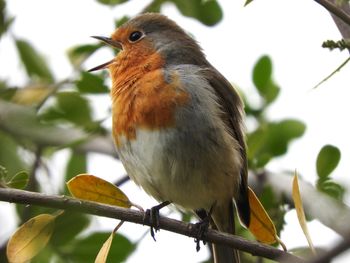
[1,0,350,262]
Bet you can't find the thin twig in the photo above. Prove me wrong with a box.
[314,0,350,26]
[312,56,350,89]
[0,187,304,263]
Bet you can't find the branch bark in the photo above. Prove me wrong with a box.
[0,99,116,156]
[0,187,304,263]
[315,0,350,26]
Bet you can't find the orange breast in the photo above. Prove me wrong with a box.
[110,50,190,146]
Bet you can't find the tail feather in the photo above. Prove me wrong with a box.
[211,201,240,263]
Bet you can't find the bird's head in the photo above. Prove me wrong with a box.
[88,13,206,72]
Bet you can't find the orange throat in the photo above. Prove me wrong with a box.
[109,49,190,146]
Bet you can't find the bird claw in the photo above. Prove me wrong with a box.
[143,201,171,241]
[193,216,210,251]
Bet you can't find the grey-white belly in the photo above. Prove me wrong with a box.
[117,126,241,211]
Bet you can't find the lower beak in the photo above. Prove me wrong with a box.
[88,59,114,72]
[88,36,122,72]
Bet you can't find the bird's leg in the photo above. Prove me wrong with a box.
[143,201,171,241]
[194,204,215,251]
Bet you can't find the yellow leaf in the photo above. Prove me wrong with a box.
[95,232,114,263]
[95,221,124,263]
[67,174,131,208]
[292,172,316,254]
[12,84,53,106]
[248,187,277,244]
[7,213,57,263]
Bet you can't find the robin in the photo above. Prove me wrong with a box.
[89,13,250,263]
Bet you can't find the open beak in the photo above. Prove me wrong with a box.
[88,36,122,72]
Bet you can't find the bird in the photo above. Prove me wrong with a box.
[89,13,250,263]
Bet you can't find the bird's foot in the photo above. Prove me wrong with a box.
[143,201,171,241]
[193,216,210,251]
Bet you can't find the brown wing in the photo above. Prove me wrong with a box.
[202,67,250,227]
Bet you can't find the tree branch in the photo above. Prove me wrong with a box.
[307,233,350,263]
[315,0,350,26]
[0,187,304,263]
[0,99,116,156]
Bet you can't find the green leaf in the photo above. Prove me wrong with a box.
[0,81,18,101]
[316,145,341,179]
[70,232,136,263]
[259,186,286,236]
[76,72,109,94]
[244,0,254,6]
[51,212,90,247]
[0,130,27,176]
[0,0,14,38]
[6,171,29,189]
[248,119,306,168]
[252,55,280,104]
[115,16,130,28]
[15,39,54,83]
[68,44,102,68]
[97,0,128,6]
[64,151,87,188]
[317,179,344,201]
[40,92,92,127]
[143,0,163,12]
[172,0,223,26]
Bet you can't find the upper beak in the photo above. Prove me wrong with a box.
[88,36,122,72]
[91,36,122,49]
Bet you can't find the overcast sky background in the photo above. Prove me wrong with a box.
[1,0,350,262]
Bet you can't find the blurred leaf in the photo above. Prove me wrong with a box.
[259,186,286,235]
[248,119,306,168]
[252,55,280,105]
[30,245,56,263]
[0,130,27,176]
[40,91,92,127]
[244,0,254,6]
[97,0,128,6]
[6,171,29,189]
[0,165,7,177]
[0,81,17,101]
[15,39,54,83]
[248,187,278,244]
[7,213,59,263]
[316,144,341,179]
[64,151,87,188]
[71,233,136,263]
[317,179,344,201]
[76,72,109,94]
[0,0,14,38]
[68,44,102,68]
[51,212,90,247]
[172,0,222,26]
[115,16,130,28]
[142,0,163,12]
[292,173,316,254]
[67,174,132,208]
[12,84,53,106]
[0,165,8,187]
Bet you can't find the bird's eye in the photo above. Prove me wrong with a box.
[128,31,143,42]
